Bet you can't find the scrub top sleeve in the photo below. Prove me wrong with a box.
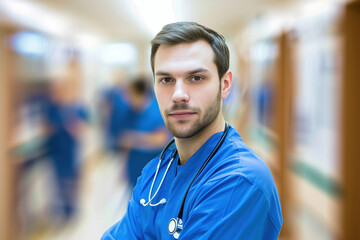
[101,185,144,239]
[179,175,279,240]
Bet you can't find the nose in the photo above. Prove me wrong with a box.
[172,80,189,102]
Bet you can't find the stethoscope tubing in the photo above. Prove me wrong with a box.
[176,122,229,219]
[140,122,230,238]
[140,139,177,207]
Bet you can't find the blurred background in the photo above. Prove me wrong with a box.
[0,0,359,239]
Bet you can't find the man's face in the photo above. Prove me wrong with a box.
[153,40,223,138]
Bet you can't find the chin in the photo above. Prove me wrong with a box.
[168,122,205,139]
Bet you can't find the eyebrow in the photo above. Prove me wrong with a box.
[155,67,210,76]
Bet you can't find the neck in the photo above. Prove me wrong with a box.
[175,115,225,165]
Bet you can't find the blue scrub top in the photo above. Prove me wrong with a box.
[102,125,283,239]
[104,87,169,187]
[103,87,130,151]
[126,97,169,187]
[45,99,88,179]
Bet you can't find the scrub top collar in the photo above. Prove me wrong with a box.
[175,129,227,175]
[168,128,229,196]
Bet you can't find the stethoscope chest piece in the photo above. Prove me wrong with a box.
[168,218,183,239]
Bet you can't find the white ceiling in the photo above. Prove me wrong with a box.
[0,0,299,43]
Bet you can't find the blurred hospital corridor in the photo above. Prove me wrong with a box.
[1,0,360,239]
[24,152,131,240]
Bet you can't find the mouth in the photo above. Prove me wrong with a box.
[168,110,197,120]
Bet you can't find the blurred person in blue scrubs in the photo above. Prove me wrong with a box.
[100,71,128,153]
[101,22,282,239]
[101,74,171,188]
[44,59,89,225]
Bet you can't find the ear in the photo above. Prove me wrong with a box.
[221,71,232,100]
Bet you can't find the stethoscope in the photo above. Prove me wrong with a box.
[140,122,229,239]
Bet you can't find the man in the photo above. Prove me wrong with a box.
[101,22,282,240]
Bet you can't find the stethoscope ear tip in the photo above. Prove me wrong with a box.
[140,198,167,206]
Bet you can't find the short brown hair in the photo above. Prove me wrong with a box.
[150,22,230,79]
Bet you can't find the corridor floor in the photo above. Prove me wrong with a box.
[27,153,131,240]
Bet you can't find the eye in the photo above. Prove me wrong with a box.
[190,75,204,82]
[159,77,174,84]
